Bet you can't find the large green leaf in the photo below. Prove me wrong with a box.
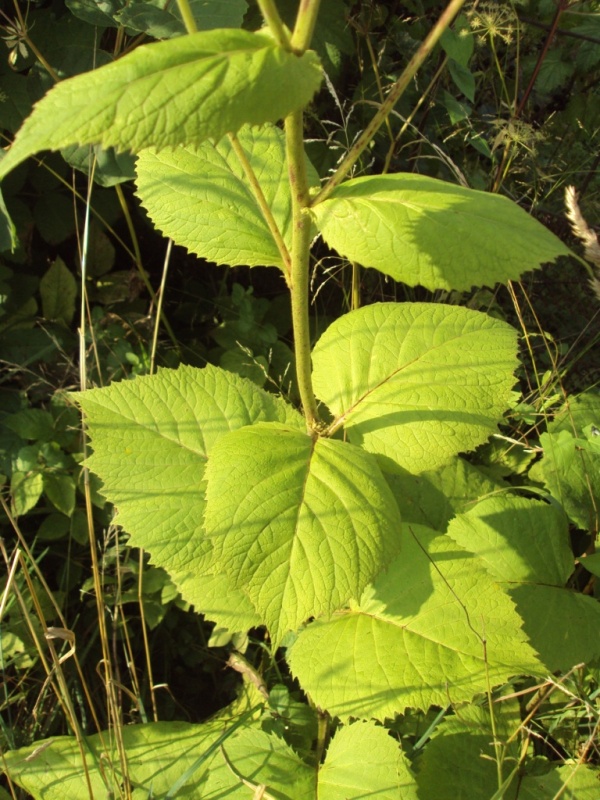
[203,422,402,641]
[135,124,319,269]
[311,174,571,291]
[74,365,303,632]
[0,29,322,180]
[447,495,600,670]
[289,525,542,720]
[312,303,519,473]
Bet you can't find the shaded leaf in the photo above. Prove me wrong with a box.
[116,0,247,39]
[312,303,519,472]
[290,525,542,720]
[448,495,600,670]
[414,700,522,800]
[39,258,77,325]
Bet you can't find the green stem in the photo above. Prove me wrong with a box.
[256,0,292,49]
[228,132,292,285]
[285,110,320,430]
[312,0,466,206]
[290,0,322,52]
[175,0,197,34]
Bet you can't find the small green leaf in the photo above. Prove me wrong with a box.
[43,472,76,517]
[204,423,402,641]
[11,471,44,516]
[290,525,542,720]
[448,58,475,101]
[532,430,600,532]
[4,409,55,440]
[439,15,473,66]
[0,184,16,252]
[312,303,519,472]
[311,174,571,291]
[0,30,322,180]
[135,124,320,269]
[519,765,600,800]
[39,257,77,325]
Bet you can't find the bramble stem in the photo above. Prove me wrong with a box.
[285,109,320,430]
[312,0,466,205]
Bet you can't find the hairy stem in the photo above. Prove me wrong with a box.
[257,0,292,49]
[290,0,322,52]
[313,0,466,205]
[285,110,320,429]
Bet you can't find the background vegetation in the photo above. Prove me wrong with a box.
[0,0,599,797]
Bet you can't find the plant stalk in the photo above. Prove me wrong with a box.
[175,0,197,34]
[312,0,466,205]
[285,109,320,430]
[290,0,322,52]
[228,132,292,284]
[256,0,292,49]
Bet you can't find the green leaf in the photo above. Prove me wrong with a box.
[0,184,16,252]
[318,721,418,800]
[312,303,519,472]
[311,174,571,292]
[43,473,76,517]
[2,714,257,799]
[39,258,77,325]
[204,423,402,642]
[73,365,303,633]
[11,471,44,516]
[0,30,322,180]
[203,728,314,799]
[414,700,522,800]
[66,0,124,29]
[531,430,600,532]
[439,15,473,66]
[135,124,320,269]
[448,59,476,101]
[447,495,600,670]
[3,409,55,440]
[384,456,503,531]
[289,525,542,720]
[116,0,248,40]
[519,765,600,800]
[204,722,417,799]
